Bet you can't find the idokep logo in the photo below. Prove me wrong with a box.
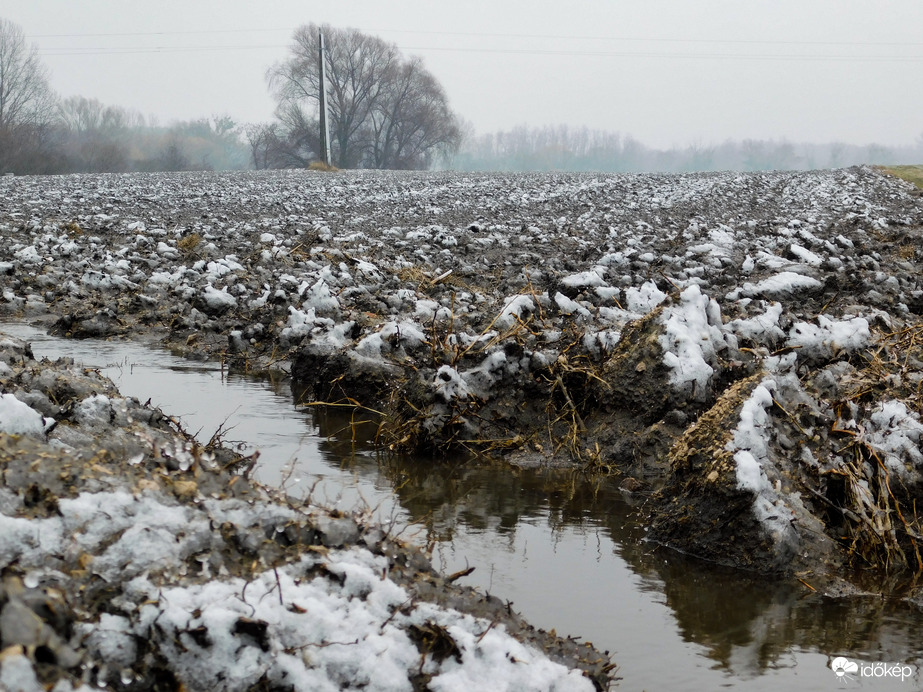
[831,658,859,683]
[830,656,915,684]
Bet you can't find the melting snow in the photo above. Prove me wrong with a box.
[0,394,50,436]
[726,378,798,548]
[732,271,823,300]
[659,286,726,401]
[786,316,870,361]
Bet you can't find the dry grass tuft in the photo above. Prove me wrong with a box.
[827,428,922,572]
[396,265,431,286]
[898,244,916,261]
[393,265,479,295]
[177,232,203,253]
[877,165,923,190]
[366,285,612,465]
[824,324,923,571]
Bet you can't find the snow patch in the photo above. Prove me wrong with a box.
[0,394,50,436]
[355,321,428,359]
[726,379,798,548]
[560,269,607,289]
[786,316,870,361]
[202,285,238,312]
[732,271,823,299]
[433,365,471,403]
[864,400,923,479]
[553,292,591,319]
[496,295,534,329]
[789,243,822,266]
[301,278,340,314]
[624,280,667,314]
[658,286,726,401]
[725,302,785,345]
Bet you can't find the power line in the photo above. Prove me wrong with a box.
[29,27,293,39]
[400,45,923,62]
[383,28,923,48]
[39,44,286,56]
[37,43,923,63]
[28,26,923,48]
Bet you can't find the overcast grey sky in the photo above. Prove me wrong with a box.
[6,0,923,148]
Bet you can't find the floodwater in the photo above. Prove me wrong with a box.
[5,321,923,691]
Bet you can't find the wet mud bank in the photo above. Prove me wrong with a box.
[2,167,923,598]
[0,334,612,690]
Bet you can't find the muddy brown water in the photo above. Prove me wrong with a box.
[5,321,923,691]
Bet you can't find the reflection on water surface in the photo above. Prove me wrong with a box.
[4,321,922,691]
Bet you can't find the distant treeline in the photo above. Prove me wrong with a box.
[1,96,249,175]
[2,16,920,177]
[450,124,923,173]
[5,107,922,176]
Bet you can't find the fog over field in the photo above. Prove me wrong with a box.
[2,2,923,689]
[3,1,922,174]
[1,166,923,689]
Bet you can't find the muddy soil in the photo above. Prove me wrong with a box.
[2,167,923,596]
[0,334,612,690]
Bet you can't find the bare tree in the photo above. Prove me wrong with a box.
[158,136,190,172]
[268,24,396,168]
[57,96,137,172]
[368,57,460,169]
[267,24,459,170]
[0,18,58,172]
[58,95,105,133]
[245,123,278,169]
[274,101,321,166]
[0,18,56,129]
[685,141,716,172]
[246,120,313,169]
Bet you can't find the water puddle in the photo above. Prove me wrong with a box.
[4,321,922,690]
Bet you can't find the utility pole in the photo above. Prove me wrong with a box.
[318,31,332,167]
